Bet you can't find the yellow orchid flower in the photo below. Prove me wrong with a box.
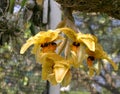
[20,30,63,63]
[20,30,61,54]
[86,43,118,73]
[56,27,97,68]
[57,27,97,51]
[20,29,72,86]
[40,52,72,86]
[57,27,97,67]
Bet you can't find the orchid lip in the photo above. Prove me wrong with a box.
[72,42,80,47]
[88,56,95,61]
[41,42,57,47]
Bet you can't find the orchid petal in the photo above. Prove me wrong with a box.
[47,73,58,85]
[54,61,70,83]
[62,70,72,86]
[57,28,77,41]
[42,58,54,80]
[77,33,97,51]
[31,44,42,63]
[71,51,78,67]
[89,67,94,77]
[105,57,118,70]
[20,39,34,54]
[77,44,87,66]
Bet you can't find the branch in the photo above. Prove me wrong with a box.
[55,0,120,20]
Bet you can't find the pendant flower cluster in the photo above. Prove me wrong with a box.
[20,27,118,86]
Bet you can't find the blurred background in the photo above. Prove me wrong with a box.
[0,0,120,94]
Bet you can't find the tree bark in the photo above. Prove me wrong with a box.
[55,0,120,20]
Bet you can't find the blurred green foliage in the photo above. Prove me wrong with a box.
[61,91,90,94]
[0,0,46,93]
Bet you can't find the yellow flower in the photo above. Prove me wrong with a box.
[20,30,61,54]
[20,29,72,86]
[20,30,63,63]
[56,27,97,68]
[57,27,97,51]
[40,52,71,86]
[86,43,118,72]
